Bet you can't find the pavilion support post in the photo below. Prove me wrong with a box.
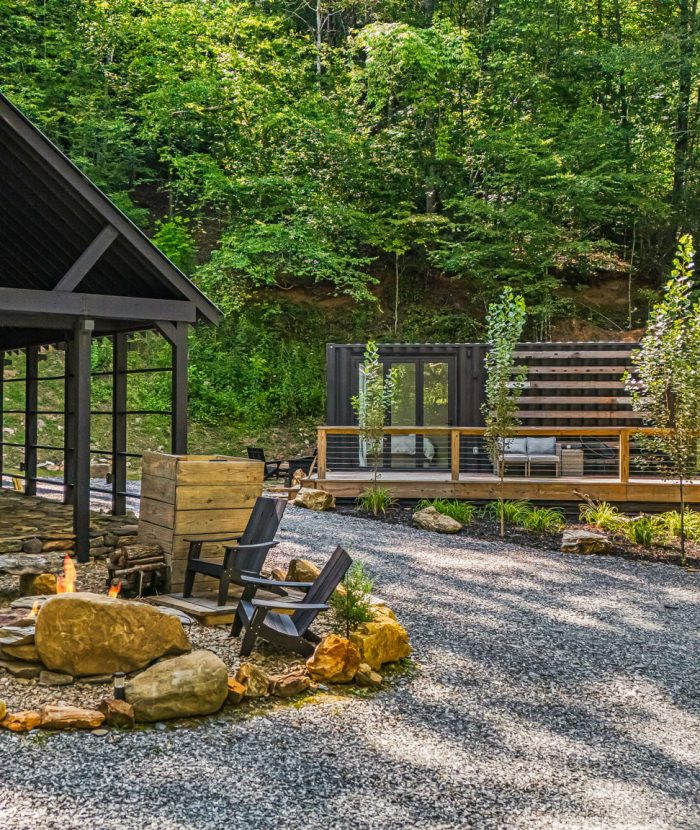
[171,322,188,455]
[63,339,76,505]
[71,319,93,563]
[112,333,128,515]
[0,350,4,487]
[24,346,38,496]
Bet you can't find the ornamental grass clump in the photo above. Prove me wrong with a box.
[482,499,533,526]
[521,506,566,534]
[356,486,396,516]
[330,560,376,639]
[578,499,624,533]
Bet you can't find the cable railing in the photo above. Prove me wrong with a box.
[317,425,693,484]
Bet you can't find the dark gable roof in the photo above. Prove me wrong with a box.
[0,91,220,324]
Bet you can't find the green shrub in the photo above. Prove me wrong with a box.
[521,506,566,533]
[659,509,700,542]
[482,499,533,526]
[624,515,665,547]
[329,560,376,638]
[578,500,624,532]
[417,499,475,525]
[356,487,396,516]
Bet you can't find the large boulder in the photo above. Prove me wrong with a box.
[561,529,612,556]
[349,604,411,669]
[294,488,336,511]
[35,592,191,677]
[125,650,228,722]
[306,634,360,683]
[412,506,462,534]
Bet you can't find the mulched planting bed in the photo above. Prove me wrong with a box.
[339,504,700,568]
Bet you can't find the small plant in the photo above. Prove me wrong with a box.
[578,499,623,533]
[330,560,376,639]
[351,341,396,482]
[356,487,396,516]
[659,509,700,542]
[482,499,533,526]
[417,498,476,525]
[521,506,566,533]
[623,514,664,547]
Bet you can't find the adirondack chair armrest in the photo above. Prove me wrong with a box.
[224,540,280,552]
[184,534,243,544]
[240,574,313,589]
[251,598,328,611]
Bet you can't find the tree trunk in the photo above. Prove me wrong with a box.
[679,476,686,566]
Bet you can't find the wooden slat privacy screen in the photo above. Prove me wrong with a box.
[326,341,642,427]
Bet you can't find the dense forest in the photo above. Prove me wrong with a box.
[1,0,699,446]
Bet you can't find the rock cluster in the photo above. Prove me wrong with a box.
[0,491,138,569]
[350,604,411,669]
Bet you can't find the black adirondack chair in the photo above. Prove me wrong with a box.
[246,447,285,480]
[232,545,352,657]
[182,496,286,606]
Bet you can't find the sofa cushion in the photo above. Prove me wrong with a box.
[526,437,556,455]
[504,438,527,454]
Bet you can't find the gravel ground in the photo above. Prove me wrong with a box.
[1,506,699,829]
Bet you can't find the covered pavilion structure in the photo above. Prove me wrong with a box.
[0,92,220,561]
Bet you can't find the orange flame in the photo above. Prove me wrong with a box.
[107,581,122,599]
[56,554,77,594]
[28,600,40,619]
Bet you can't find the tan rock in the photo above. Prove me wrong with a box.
[226,677,246,705]
[41,539,75,551]
[126,650,228,722]
[285,558,320,583]
[39,670,73,687]
[0,700,5,721]
[412,506,462,534]
[561,529,612,555]
[35,592,191,676]
[0,658,42,678]
[349,605,411,669]
[2,642,40,662]
[293,488,336,511]
[269,668,311,698]
[40,705,105,730]
[306,634,360,683]
[19,572,57,596]
[355,663,383,687]
[235,663,270,699]
[270,566,287,581]
[98,698,135,728]
[21,538,43,555]
[1,710,42,732]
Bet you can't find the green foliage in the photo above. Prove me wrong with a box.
[482,500,534,527]
[579,500,624,532]
[521,507,566,534]
[356,487,396,517]
[625,235,700,563]
[352,342,396,481]
[658,509,700,542]
[483,288,527,536]
[417,499,475,525]
[330,560,376,639]
[623,515,664,547]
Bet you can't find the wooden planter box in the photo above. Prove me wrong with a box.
[138,452,264,592]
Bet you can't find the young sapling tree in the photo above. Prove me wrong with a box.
[624,234,700,565]
[482,287,528,537]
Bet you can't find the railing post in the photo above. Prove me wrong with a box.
[451,429,460,481]
[619,429,630,484]
[317,428,327,480]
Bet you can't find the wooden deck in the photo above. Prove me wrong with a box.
[313,425,700,506]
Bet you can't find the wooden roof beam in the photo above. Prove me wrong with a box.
[54,225,119,291]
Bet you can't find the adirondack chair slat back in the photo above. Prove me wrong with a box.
[246,447,266,463]
[292,546,352,634]
[237,497,286,574]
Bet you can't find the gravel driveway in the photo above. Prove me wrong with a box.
[1,507,699,829]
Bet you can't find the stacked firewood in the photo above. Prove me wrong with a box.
[106,543,168,598]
